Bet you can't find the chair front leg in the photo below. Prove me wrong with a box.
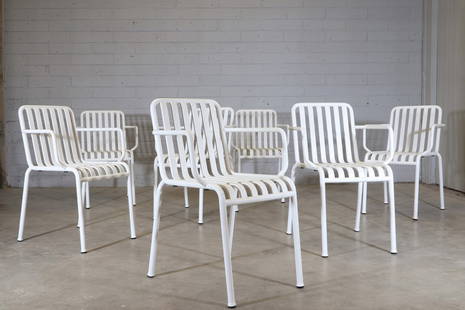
[388,178,398,254]
[127,174,136,239]
[147,182,164,278]
[290,194,304,288]
[17,168,32,242]
[413,159,421,220]
[320,178,328,258]
[228,205,237,253]
[279,158,285,203]
[218,196,236,308]
[355,182,363,232]
[74,176,87,253]
[437,154,445,210]
[286,164,299,235]
[85,182,90,209]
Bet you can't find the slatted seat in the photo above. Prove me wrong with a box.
[288,102,397,257]
[363,105,445,219]
[70,162,129,181]
[366,151,422,163]
[17,105,136,253]
[148,98,303,308]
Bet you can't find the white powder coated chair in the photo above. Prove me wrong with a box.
[80,111,138,209]
[148,99,303,308]
[17,105,136,253]
[288,103,397,257]
[364,105,445,219]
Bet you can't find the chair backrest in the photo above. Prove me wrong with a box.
[150,98,232,182]
[220,107,235,128]
[18,105,83,167]
[390,105,442,154]
[292,103,359,165]
[234,109,280,152]
[80,110,126,161]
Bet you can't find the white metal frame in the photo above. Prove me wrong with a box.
[80,111,139,209]
[364,105,445,219]
[288,102,397,257]
[17,105,136,253]
[148,98,303,308]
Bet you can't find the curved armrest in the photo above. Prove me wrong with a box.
[225,127,288,175]
[152,129,206,187]
[76,127,126,161]
[355,124,394,163]
[22,129,62,166]
[124,125,139,152]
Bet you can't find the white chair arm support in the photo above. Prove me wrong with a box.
[124,125,139,152]
[424,123,446,154]
[355,124,394,164]
[225,127,288,175]
[152,129,206,187]
[22,129,62,167]
[277,124,291,146]
[76,127,126,161]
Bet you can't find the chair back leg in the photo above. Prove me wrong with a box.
[320,178,328,258]
[290,195,304,288]
[17,168,32,242]
[147,183,163,277]
[413,160,422,220]
[198,189,204,224]
[127,175,136,239]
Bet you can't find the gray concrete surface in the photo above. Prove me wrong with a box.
[1,182,464,309]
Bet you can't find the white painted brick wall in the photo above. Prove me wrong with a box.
[4,0,423,187]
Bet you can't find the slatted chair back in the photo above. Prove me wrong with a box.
[18,105,83,168]
[390,105,442,155]
[292,103,360,166]
[151,98,232,183]
[234,109,280,157]
[80,111,126,161]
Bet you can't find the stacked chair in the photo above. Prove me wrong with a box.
[17,106,136,253]
[79,110,138,208]
[16,100,446,307]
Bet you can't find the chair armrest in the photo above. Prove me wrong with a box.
[152,129,206,186]
[22,129,61,166]
[225,127,288,175]
[124,125,139,152]
[355,124,394,163]
[76,127,126,161]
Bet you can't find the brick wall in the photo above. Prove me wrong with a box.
[4,0,423,186]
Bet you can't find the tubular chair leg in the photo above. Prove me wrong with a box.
[131,158,136,206]
[75,178,87,253]
[413,161,421,220]
[279,158,285,203]
[198,189,204,224]
[184,187,189,208]
[361,182,367,214]
[286,202,293,235]
[85,182,90,209]
[127,175,136,239]
[218,198,236,308]
[290,195,304,288]
[320,180,328,258]
[354,182,363,232]
[147,183,163,278]
[383,181,389,204]
[229,205,237,253]
[388,179,398,254]
[437,154,445,210]
[17,168,32,242]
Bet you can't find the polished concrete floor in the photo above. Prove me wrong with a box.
[1,182,465,309]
